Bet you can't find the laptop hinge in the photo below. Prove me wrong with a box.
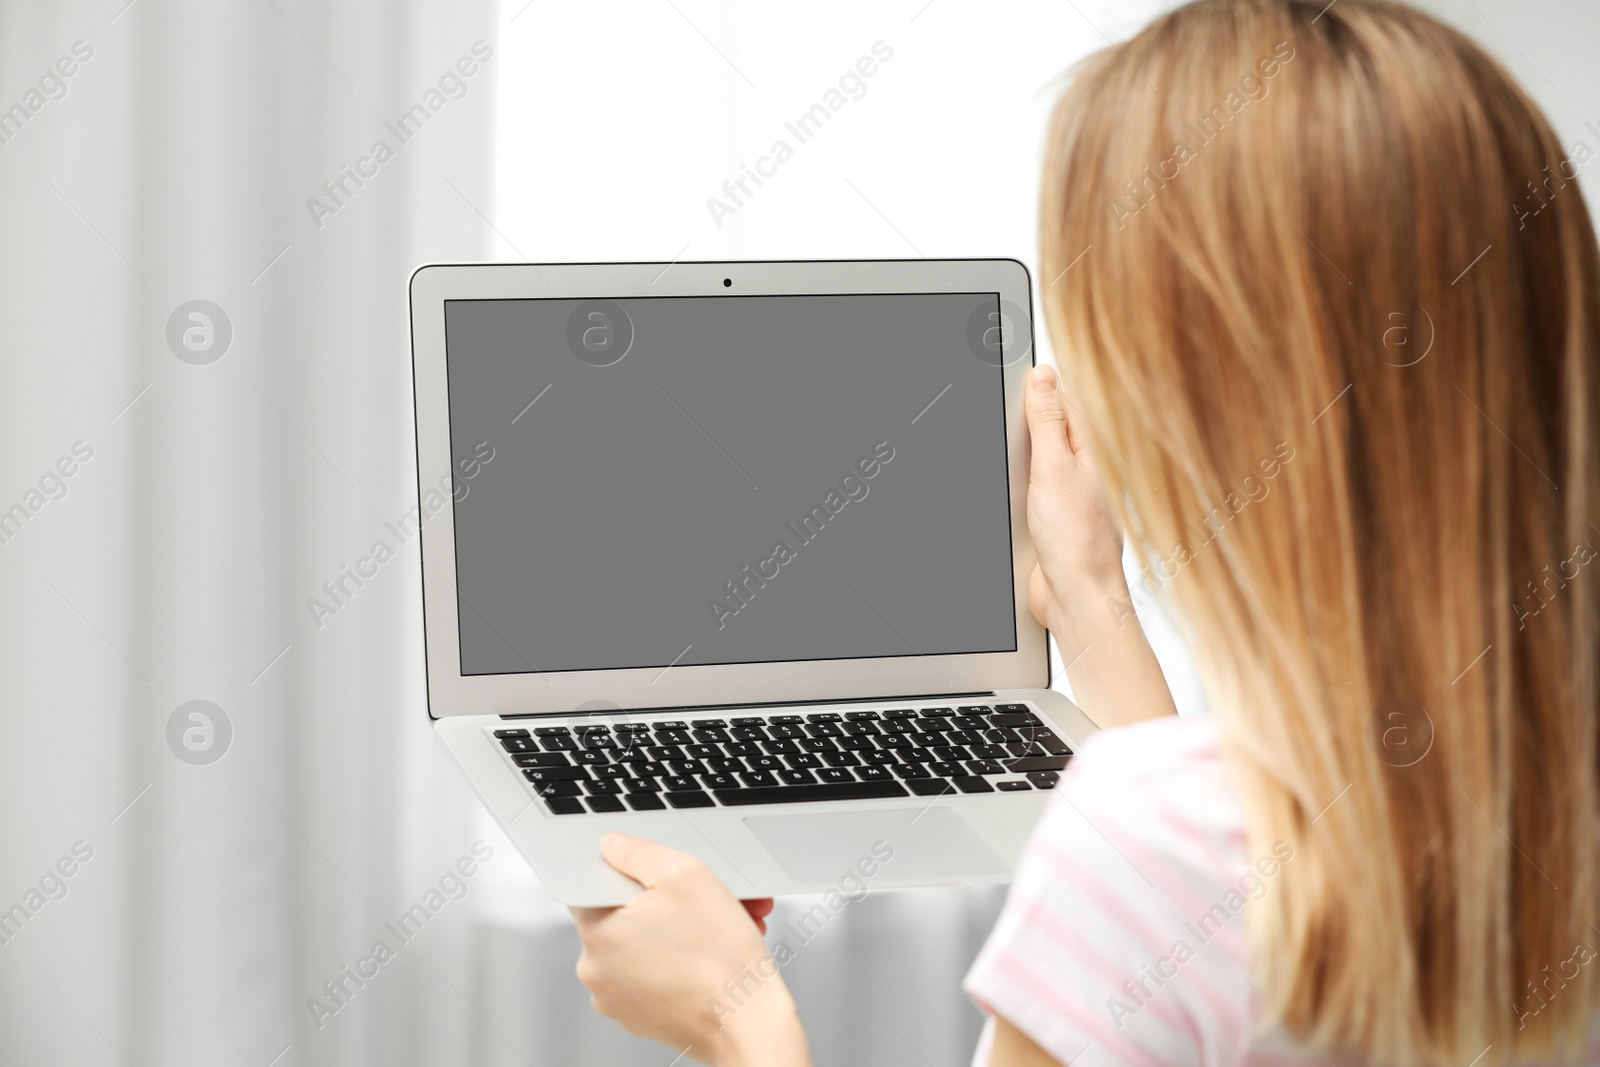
[499,690,998,720]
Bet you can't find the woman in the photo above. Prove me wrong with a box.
[572,1,1600,1063]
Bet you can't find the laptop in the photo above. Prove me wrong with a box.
[408,258,1099,906]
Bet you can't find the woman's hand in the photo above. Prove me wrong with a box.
[1024,364,1178,728]
[1025,364,1128,634]
[571,834,812,1067]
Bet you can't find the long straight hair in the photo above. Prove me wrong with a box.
[1040,1,1600,1062]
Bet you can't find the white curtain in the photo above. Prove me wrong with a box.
[0,1,497,1063]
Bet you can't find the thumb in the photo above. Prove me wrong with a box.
[600,832,693,890]
[1026,365,1078,481]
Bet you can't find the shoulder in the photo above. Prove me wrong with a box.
[965,715,1270,1067]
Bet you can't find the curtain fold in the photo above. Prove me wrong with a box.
[0,2,496,1064]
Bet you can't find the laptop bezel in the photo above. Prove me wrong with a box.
[410,258,1046,719]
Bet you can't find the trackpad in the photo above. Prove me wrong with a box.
[745,808,1010,883]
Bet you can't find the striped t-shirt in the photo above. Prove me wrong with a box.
[964,714,1596,1067]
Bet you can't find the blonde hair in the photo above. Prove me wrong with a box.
[1040,1,1600,1062]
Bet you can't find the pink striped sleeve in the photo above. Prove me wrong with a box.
[963,716,1255,1067]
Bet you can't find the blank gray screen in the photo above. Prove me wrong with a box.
[443,291,1018,675]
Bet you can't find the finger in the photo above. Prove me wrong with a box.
[742,898,775,920]
[568,905,617,934]
[1026,365,1076,480]
[599,832,697,890]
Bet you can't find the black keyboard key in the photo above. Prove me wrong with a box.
[585,795,627,813]
[1039,734,1072,756]
[646,745,685,761]
[994,703,1031,713]
[903,747,935,763]
[544,795,585,814]
[934,746,971,762]
[946,730,981,745]
[534,726,573,736]
[541,735,577,752]
[779,769,816,785]
[709,757,745,774]
[654,721,689,730]
[882,709,918,719]
[951,715,986,730]
[967,759,1005,776]
[844,710,881,721]
[838,736,877,752]
[525,766,588,783]
[661,776,700,792]
[876,733,911,749]
[623,778,662,793]
[929,762,963,777]
[572,750,611,766]
[841,722,879,736]
[613,746,650,763]
[747,755,783,772]
[654,729,692,746]
[695,719,728,729]
[769,724,807,740]
[725,741,761,758]
[500,737,537,754]
[786,753,822,769]
[920,707,955,718]
[821,751,861,768]
[856,766,893,782]
[805,724,841,738]
[741,770,778,787]
[860,750,898,766]
[958,705,993,715]
[701,773,739,790]
[996,780,1032,792]
[892,763,931,779]
[666,790,715,809]
[513,752,571,768]
[625,793,666,810]
[1005,755,1071,772]
[637,761,669,778]
[805,712,842,723]
[579,733,618,750]
[668,760,707,776]
[816,767,856,784]
[731,726,768,741]
[616,723,652,734]
[712,780,908,806]
[908,779,954,796]
[692,729,731,745]
[972,744,1010,760]
[592,764,632,779]
[763,739,801,755]
[686,744,721,759]
[1027,770,1061,789]
[799,738,837,754]
[494,728,530,738]
[584,778,624,795]
[770,715,804,725]
[991,713,1037,728]
[534,779,583,797]
[731,716,765,726]
[952,775,995,794]
[880,719,917,734]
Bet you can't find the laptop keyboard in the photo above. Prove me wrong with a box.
[492,703,1072,816]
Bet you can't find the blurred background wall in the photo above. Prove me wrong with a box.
[0,1,1592,1065]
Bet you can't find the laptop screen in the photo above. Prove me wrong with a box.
[441,291,1019,676]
